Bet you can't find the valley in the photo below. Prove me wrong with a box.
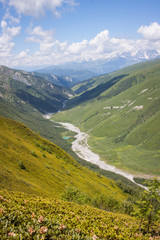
[55,121,148,189]
[51,59,160,177]
[0,1,160,238]
[0,59,159,239]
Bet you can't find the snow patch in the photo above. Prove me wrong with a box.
[128,100,135,106]
[133,105,143,110]
[139,88,148,94]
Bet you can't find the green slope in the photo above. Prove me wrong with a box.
[0,115,127,204]
[0,65,80,165]
[52,59,160,176]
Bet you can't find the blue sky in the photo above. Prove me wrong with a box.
[0,0,160,69]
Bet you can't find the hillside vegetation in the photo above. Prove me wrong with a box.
[0,115,128,204]
[0,65,83,167]
[0,64,145,186]
[0,189,159,240]
[52,59,160,176]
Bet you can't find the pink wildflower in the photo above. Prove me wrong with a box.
[59,224,66,230]
[92,235,97,240]
[39,226,48,234]
[28,227,35,235]
[38,215,44,223]
[8,232,16,237]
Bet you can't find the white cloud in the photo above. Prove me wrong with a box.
[0,21,160,69]
[29,26,54,41]
[90,29,109,45]
[7,25,21,36]
[9,0,77,17]
[0,19,21,65]
[15,49,29,59]
[68,40,88,54]
[138,22,160,41]
[1,20,7,28]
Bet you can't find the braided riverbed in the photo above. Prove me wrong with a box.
[58,122,147,189]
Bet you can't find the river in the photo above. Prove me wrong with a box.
[57,122,147,189]
[43,112,147,189]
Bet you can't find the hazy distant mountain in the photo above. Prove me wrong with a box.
[35,51,160,87]
[36,66,97,85]
[31,71,76,88]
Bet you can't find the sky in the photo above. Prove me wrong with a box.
[0,0,160,70]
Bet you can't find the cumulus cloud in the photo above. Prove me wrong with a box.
[1,20,7,29]
[138,22,160,41]
[90,29,109,45]
[27,26,54,43]
[67,40,88,54]
[8,0,77,17]
[0,19,21,65]
[1,20,160,68]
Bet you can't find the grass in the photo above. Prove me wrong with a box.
[0,115,129,203]
[52,59,160,176]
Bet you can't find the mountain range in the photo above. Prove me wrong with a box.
[34,53,160,88]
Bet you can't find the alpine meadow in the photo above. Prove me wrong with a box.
[0,0,160,239]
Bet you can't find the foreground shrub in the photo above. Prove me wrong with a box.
[0,190,159,239]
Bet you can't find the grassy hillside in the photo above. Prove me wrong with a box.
[0,189,159,239]
[0,115,128,205]
[52,59,160,176]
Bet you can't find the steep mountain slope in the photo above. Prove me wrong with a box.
[52,59,160,176]
[0,65,79,164]
[0,65,73,114]
[31,71,75,88]
[0,115,126,202]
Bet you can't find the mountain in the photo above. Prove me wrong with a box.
[52,59,160,176]
[0,65,73,114]
[0,64,141,189]
[36,66,97,86]
[0,65,79,164]
[31,71,75,88]
[34,54,160,87]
